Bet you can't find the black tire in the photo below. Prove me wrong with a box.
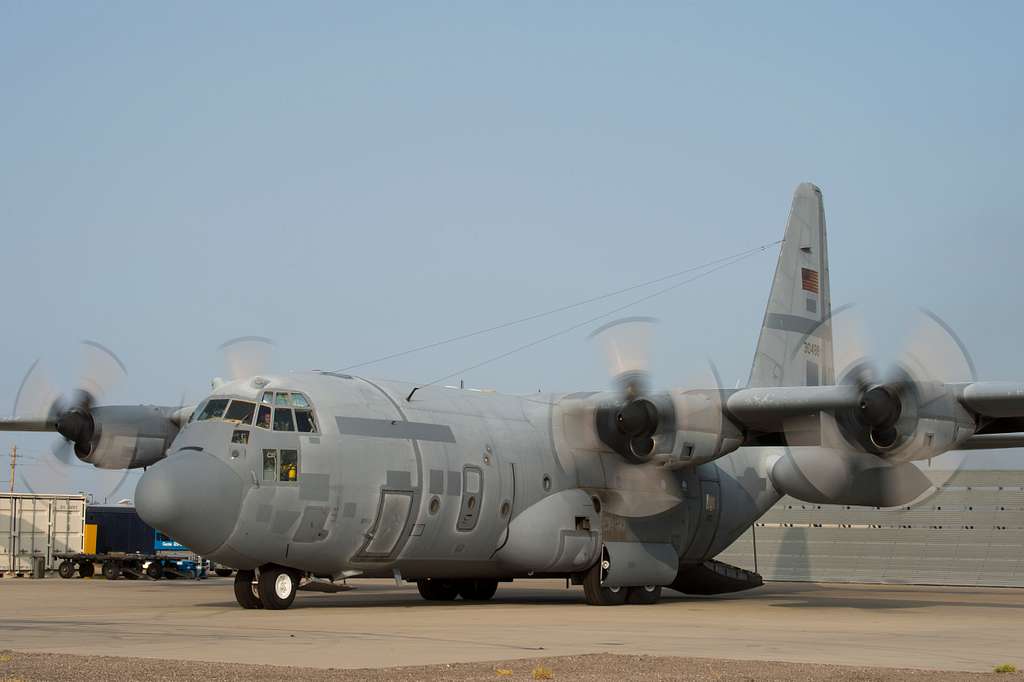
[257,565,299,610]
[417,578,460,601]
[234,570,263,609]
[626,585,662,604]
[102,561,121,581]
[145,562,163,580]
[215,568,234,578]
[582,561,627,606]
[457,579,499,601]
[78,561,95,578]
[58,561,75,579]
[123,562,141,580]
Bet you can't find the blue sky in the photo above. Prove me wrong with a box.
[2,2,1022,496]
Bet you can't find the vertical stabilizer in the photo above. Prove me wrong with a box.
[749,183,833,388]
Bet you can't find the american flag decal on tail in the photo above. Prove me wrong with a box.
[801,268,819,294]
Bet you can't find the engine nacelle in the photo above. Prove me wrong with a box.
[552,389,743,469]
[649,390,744,468]
[78,405,180,469]
[834,379,975,463]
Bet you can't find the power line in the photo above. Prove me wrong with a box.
[335,239,781,373]
[413,244,776,393]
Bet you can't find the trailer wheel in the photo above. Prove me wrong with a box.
[257,565,299,610]
[145,562,163,580]
[78,561,95,578]
[102,561,121,580]
[58,561,75,579]
[234,570,263,609]
[123,561,141,580]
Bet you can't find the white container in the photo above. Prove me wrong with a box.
[0,493,86,574]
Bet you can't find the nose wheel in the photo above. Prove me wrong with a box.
[233,566,303,609]
[233,570,263,609]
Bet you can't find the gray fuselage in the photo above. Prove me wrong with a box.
[137,371,781,581]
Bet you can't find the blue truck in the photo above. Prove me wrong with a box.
[55,505,227,580]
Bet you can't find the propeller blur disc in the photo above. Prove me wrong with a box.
[589,317,657,398]
[219,336,275,382]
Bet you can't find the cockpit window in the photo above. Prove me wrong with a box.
[294,409,317,433]
[251,391,318,432]
[256,405,272,429]
[197,399,229,421]
[224,400,256,425]
[273,408,295,431]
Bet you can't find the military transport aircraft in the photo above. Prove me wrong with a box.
[5,183,1024,610]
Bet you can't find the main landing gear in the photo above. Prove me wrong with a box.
[581,561,662,606]
[416,578,499,602]
[234,565,303,610]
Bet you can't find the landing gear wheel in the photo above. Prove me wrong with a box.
[78,561,95,578]
[215,568,234,578]
[146,562,164,580]
[234,570,263,609]
[257,565,299,610]
[417,578,460,601]
[58,561,75,579]
[626,585,662,604]
[457,579,499,601]
[102,561,121,581]
[582,561,627,606]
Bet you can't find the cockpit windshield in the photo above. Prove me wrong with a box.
[257,391,318,433]
[189,391,318,433]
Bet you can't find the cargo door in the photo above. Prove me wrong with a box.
[0,496,14,572]
[15,497,51,572]
[52,498,85,565]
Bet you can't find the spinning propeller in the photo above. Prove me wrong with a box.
[804,307,976,460]
[11,341,128,463]
[590,318,676,463]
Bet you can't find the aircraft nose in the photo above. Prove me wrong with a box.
[136,451,245,555]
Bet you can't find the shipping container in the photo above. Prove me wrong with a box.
[85,505,157,554]
[0,493,87,574]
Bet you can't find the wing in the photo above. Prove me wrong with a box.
[724,381,1024,452]
[0,417,57,432]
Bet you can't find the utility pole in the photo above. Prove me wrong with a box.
[8,445,15,494]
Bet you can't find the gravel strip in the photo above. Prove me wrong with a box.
[1,650,1020,681]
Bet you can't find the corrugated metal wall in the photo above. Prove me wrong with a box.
[0,494,87,573]
[717,470,1024,587]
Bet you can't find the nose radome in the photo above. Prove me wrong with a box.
[136,451,245,555]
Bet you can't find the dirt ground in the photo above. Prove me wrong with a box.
[2,650,1021,681]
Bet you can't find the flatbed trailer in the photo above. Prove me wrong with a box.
[55,552,206,580]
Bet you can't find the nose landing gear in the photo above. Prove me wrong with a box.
[233,570,263,609]
[233,565,303,610]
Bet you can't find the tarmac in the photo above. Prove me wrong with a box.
[1,576,1023,674]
